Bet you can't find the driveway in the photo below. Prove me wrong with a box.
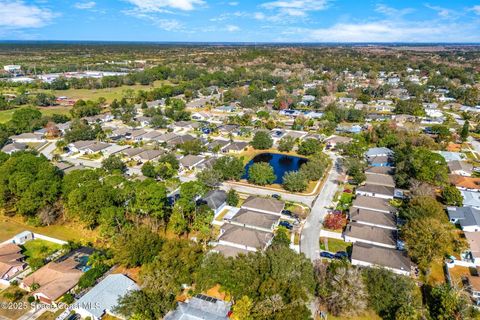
[300,152,341,261]
[468,136,480,154]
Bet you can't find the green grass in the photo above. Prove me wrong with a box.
[0,213,98,243]
[319,238,352,253]
[0,106,72,124]
[22,239,62,261]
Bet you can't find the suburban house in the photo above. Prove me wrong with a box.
[241,196,285,216]
[167,134,196,147]
[460,232,480,267]
[1,142,27,154]
[356,184,395,200]
[351,243,413,276]
[216,223,274,253]
[12,231,34,245]
[449,175,480,192]
[21,257,83,304]
[140,130,164,142]
[207,139,231,153]
[179,155,205,171]
[461,190,480,209]
[324,135,352,149]
[223,141,248,153]
[437,151,465,162]
[343,222,397,249]
[365,147,394,167]
[349,207,397,230]
[365,173,395,188]
[0,243,26,284]
[228,209,280,232]
[465,274,480,305]
[351,196,397,214]
[10,132,45,143]
[133,149,164,163]
[165,294,232,320]
[68,140,111,155]
[202,190,227,216]
[73,274,139,320]
[448,160,473,177]
[448,207,480,232]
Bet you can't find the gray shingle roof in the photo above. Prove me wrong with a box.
[351,243,412,272]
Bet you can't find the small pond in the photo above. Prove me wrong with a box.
[243,153,308,184]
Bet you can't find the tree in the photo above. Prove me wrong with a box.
[197,168,223,187]
[278,136,295,152]
[441,185,463,206]
[282,171,308,192]
[226,189,239,206]
[232,296,253,320]
[402,217,459,272]
[300,156,328,181]
[297,139,322,156]
[112,227,163,267]
[251,131,273,150]
[461,120,470,141]
[402,196,448,222]
[271,227,290,247]
[323,213,347,230]
[102,155,126,173]
[179,139,205,155]
[320,264,367,317]
[344,158,366,185]
[213,156,245,181]
[362,268,423,320]
[247,162,276,185]
[426,284,472,320]
[8,107,43,134]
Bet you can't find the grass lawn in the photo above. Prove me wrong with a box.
[0,286,32,319]
[36,309,64,320]
[0,213,98,243]
[426,260,446,285]
[22,239,62,261]
[319,237,352,253]
[0,106,72,124]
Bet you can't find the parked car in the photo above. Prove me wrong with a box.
[320,251,335,259]
[282,209,293,216]
[279,221,293,230]
[334,251,348,259]
[272,194,281,200]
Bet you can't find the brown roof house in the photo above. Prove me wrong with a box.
[349,207,397,230]
[20,256,83,305]
[343,222,397,249]
[215,223,274,254]
[241,196,285,216]
[0,243,26,284]
[351,243,413,276]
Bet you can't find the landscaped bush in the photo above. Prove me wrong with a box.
[323,213,347,231]
[78,265,109,289]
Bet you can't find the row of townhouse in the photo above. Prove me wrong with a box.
[212,196,285,257]
[344,147,415,276]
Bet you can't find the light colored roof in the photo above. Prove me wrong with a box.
[137,149,164,161]
[165,295,231,320]
[242,196,284,215]
[219,224,273,249]
[461,190,480,208]
[74,274,139,318]
[465,232,480,259]
[180,155,205,168]
[448,160,473,173]
[365,147,393,157]
[344,222,397,246]
[231,209,280,230]
[351,243,412,272]
[203,190,227,210]
[0,243,24,278]
[448,207,480,228]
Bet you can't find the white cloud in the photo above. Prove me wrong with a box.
[0,0,56,29]
[74,1,96,10]
[123,10,183,31]
[261,0,329,16]
[471,5,480,15]
[226,24,240,32]
[125,0,205,12]
[425,4,452,18]
[228,2,239,6]
[375,4,413,18]
[284,19,480,42]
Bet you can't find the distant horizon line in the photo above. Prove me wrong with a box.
[1,40,480,47]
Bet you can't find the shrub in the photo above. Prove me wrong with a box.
[78,265,109,289]
[323,213,347,230]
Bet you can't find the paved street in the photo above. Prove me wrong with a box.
[300,152,341,261]
[222,182,316,206]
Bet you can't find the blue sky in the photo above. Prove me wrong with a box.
[1,0,480,42]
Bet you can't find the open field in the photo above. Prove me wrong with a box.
[22,239,62,261]
[0,106,72,124]
[0,213,98,243]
